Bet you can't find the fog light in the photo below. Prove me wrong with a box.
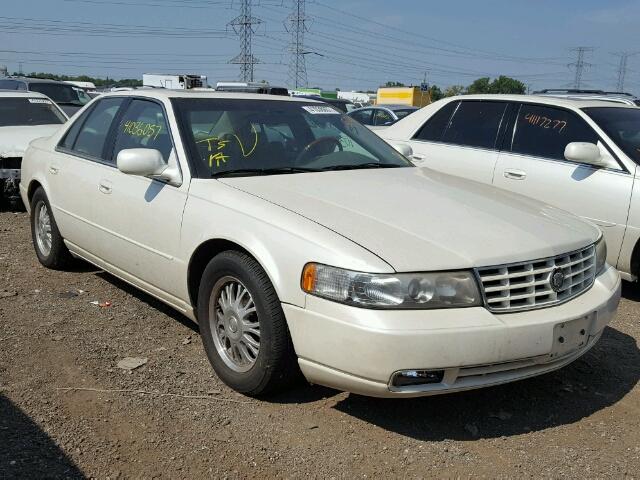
[391,369,444,388]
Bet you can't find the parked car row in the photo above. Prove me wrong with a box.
[0,77,91,116]
[18,90,620,399]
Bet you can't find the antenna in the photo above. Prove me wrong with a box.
[228,0,262,82]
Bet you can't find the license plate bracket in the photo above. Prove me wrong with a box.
[551,316,592,358]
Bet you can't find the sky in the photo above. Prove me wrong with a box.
[1,0,639,93]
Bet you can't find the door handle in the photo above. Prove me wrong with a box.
[503,169,527,180]
[411,154,426,163]
[49,166,59,175]
[98,180,112,195]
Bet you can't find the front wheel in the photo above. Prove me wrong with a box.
[197,251,299,395]
[30,187,74,269]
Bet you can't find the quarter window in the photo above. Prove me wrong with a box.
[511,104,598,161]
[413,101,458,142]
[112,100,172,163]
[442,101,508,149]
[72,97,125,160]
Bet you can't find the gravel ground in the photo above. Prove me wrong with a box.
[1,210,639,479]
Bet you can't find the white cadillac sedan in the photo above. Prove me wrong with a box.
[377,95,640,283]
[0,91,68,205]
[20,90,621,398]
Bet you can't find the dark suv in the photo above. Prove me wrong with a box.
[0,77,91,115]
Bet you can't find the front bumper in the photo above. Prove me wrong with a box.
[283,265,621,398]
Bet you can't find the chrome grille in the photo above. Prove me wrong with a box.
[476,244,596,313]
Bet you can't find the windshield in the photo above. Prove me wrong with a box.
[28,83,89,106]
[584,107,640,162]
[173,98,413,178]
[0,97,66,126]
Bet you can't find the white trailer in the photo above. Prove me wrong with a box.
[337,91,373,105]
[142,74,207,90]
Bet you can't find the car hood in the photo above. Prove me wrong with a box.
[220,167,600,271]
[0,125,62,157]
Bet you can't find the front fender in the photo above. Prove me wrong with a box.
[182,180,394,307]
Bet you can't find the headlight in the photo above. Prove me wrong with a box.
[301,263,482,309]
[595,235,607,274]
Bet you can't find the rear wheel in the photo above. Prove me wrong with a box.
[197,251,299,395]
[30,188,74,269]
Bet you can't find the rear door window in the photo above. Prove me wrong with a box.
[441,101,508,149]
[350,109,374,125]
[373,109,395,126]
[112,99,172,163]
[72,97,125,161]
[511,104,599,161]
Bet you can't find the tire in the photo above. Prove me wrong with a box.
[30,187,74,270]
[197,250,299,396]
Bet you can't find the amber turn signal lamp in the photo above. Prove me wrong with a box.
[301,263,317,293]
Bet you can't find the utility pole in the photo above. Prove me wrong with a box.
[285,0,309,89]
[569,47,594,89]
[228,0,262,82]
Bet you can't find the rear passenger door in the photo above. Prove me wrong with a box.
[494,103,634,267]
[408,100,509,185]
[52,97,126,250]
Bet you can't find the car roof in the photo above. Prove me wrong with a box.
[0,90,50,98]
[100,89,325,103]
[0,77,73,85]
[444,93,639,110]
[380,104,419,110]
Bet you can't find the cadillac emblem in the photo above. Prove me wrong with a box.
[550,268,565,292]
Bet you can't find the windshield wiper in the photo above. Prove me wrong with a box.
[211,167,321,178]
[321,162,405,171]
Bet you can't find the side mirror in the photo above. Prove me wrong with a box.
[117,148,182,186]
[564,142,609,168]
[390,142,413,158]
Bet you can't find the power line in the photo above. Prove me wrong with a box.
[228,0,262,82]
[285,0,309,88]
[569,47,594,89]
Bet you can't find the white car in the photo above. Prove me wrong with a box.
[20,90,620,398]
[379,94,640,282]
[0,91,68,206]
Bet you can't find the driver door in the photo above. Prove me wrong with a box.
[91,98,190,302]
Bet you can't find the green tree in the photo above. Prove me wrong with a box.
[428,85,444,101]
[383,81,405,87]
[466,77,492,94]
[489,75,526,94]
[444,85,465,97]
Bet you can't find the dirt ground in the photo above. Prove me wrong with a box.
[0,210,639,479]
